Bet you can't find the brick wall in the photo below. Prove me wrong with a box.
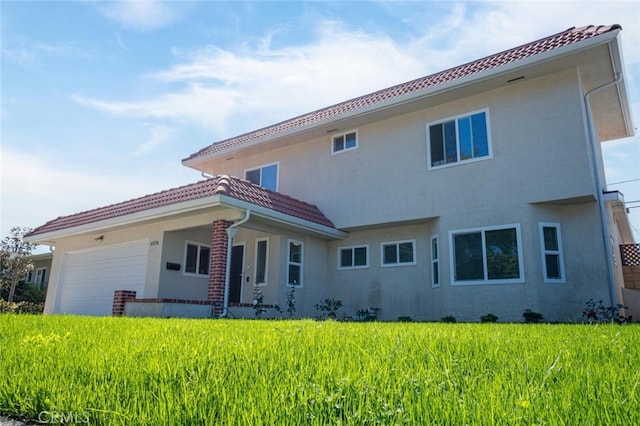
[112,290,137,316]
[208,220,233,316]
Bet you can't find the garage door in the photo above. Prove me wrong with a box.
[55,240,149,316]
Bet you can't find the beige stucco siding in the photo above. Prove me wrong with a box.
[208,69,594,231]
[43,209,241,314]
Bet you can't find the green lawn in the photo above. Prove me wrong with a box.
[1,315,638,425]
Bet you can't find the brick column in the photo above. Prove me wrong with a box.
[112,290,137,316]
[208,220,233,316]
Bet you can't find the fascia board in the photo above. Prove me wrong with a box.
[24,195,224,244]
[218,194,348,240]
[184,30,620,166]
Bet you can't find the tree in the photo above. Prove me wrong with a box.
[0,227,37,302]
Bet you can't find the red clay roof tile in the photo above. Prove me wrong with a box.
[27,175,335,237]
[183,25,621,162]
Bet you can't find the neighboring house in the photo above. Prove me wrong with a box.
[26,25,638,322]
[23,252,53,290]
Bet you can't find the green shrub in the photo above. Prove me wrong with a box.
[523,309,544,323]
[0,299,44,314]
[440,315,456,323]
[480,313,498,323]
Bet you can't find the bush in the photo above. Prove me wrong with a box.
[0,299,44,314]
[441,315,456,323]
[480,313,498,323]
[522,309,543,323]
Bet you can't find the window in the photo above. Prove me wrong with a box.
[24,270,33,283]
[184,242,211,276]
[35,268,47,286]
[245,163,278,191]
[338,245,369,269]
[255,238,269,286]
[381,240,416,267]
[427,110,491,168]
[332,130,358,154]
[431,236,439,287]
[450,224,524,284]
[539,223,565,283]
[287,240,303,287]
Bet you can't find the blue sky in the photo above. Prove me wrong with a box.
[1,0,639,245]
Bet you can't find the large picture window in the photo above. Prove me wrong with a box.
[539,223,565,283]
[184,242,211,276]
[287,240,303,287]
[427,110,491,169]
[245,163,278,191]
[449,224,524,284]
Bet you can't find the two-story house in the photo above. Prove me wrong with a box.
[26,25,638,322]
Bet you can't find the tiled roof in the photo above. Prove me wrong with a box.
[27,175,335,237]
[184,25,621,162]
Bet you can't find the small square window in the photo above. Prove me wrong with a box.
[381,240,416,267]
[338,245,369,269]
[332,131,358,154]
[245,163,278,191]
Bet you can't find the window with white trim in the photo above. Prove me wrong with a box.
[539,223,565,283]
[427,109,491,169]
[332,130,358,154]
[24,270,33,283]
[431,235,440,287]
[184,242,211,276]
[255,238,269,286]
[35,268,47,286]
[450,224,524,284]
[338,245,369,269]
[381,240,416,267]
[287,240,303,287]
[245,163,278,191]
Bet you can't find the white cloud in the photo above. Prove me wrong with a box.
[126,124,176,159]
[73,2,640,141]
[98,0,183,31]
[0,148,195,241]
[73,20,426,136]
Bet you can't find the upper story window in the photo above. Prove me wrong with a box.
[332,130,358,154]
[450,224,524,285]
[539,223,565,283]
[245,163,278,191]
[427,109,491,169]
[184,241,210,277]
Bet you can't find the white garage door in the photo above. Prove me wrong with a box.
[55,240,149,316]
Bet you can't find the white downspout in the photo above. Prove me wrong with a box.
[583,64,623,308]
[220,209,251,318]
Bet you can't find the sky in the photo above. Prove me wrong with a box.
[1,0,639,248]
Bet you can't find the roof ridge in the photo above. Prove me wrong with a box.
[27,175,335,237]
[184,24,621,162]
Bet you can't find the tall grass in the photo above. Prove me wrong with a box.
[1,315,638,425]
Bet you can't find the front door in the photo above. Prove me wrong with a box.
[229,245,244,304]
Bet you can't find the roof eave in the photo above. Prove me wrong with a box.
[183,28,622,166]
[24,195,225,245]
[218,194,347,240]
